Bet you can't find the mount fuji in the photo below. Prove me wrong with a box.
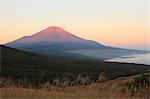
[6,26,148,59]
[6,26,107,54]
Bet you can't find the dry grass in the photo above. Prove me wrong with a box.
[1,74,149,99]
[0,87,131,99]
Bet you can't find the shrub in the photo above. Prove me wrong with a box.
[97,72,108,82]
[126,73,150,97]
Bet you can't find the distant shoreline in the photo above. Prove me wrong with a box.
[105,53,150,65]
[106,61,150,67]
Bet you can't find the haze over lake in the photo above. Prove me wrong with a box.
[68,49,148,60]
[105,53,150,65]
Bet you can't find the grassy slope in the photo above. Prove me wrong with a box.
[1,73,149,99]
[1,45,149,86]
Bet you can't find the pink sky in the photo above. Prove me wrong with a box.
[0,0,149,50]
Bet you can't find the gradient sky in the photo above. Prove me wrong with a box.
[0,0,150,50]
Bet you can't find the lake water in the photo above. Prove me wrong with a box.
[105,53,150,65]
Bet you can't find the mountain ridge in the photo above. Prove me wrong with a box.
[6,26,106,52]
[6,26,149,59]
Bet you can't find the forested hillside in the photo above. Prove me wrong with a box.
[1,45,149,87]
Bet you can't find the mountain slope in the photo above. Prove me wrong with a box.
[6,26,106,52]
[1,45,149,86]
[5,26,148,59]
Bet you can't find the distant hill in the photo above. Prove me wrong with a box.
[1,45,149,86]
